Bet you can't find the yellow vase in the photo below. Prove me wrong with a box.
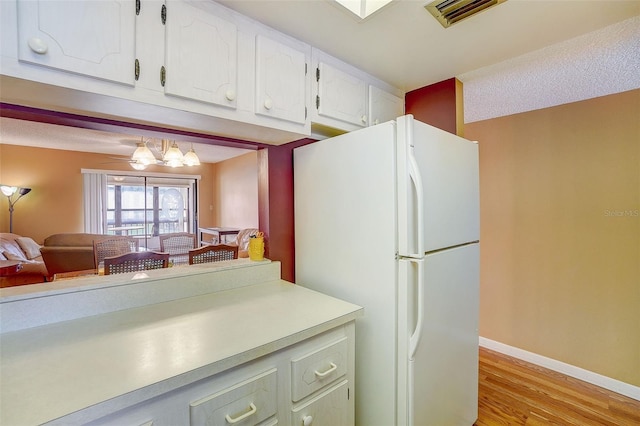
[248,236,264,261]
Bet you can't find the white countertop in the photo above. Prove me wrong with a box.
[0,279,363,425]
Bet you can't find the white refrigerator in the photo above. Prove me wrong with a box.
[294,115,480,426]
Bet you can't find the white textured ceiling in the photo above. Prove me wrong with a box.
[460,15,640,123]
[217,0,640,92]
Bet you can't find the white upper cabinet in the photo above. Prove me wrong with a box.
[369,85,404,126]
[164,0,238,109]
[316,61,368,128]
[255,34,308,125]
[311,48,403,133]
[5,0,400,142]
[16,0,136,86]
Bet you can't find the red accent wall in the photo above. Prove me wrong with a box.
[405,78,458,134]
[258,139,314,282]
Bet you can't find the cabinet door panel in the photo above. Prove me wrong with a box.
[255,35,307,125]
[317,62,367,128]
[369,85,404,126]
[291,381,350,426]
[17,0,136,85]
[165,0,237,108]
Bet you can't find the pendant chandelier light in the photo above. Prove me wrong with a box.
[131,140,156,166]
[129,138,200,170]
[162,140,184,167]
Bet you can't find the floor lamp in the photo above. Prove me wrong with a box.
[1,186,32,233]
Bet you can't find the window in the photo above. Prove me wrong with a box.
[83,170,200,250]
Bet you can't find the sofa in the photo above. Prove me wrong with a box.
[0,233,49,287]
[40,233,136,277]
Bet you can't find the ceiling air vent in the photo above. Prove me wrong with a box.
[425,0,508,28]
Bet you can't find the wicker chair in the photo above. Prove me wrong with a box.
[93,237,139,269]
[103,251,170,275]
[188,244,238,265]
[159,232,197,266]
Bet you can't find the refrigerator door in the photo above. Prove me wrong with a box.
[397,115,480,256]
[400,243,480,426]
[294,122,399,426]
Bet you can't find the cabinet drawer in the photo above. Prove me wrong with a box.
[190,369,277,426]
[291,380,350,426]
[291,337,348,402]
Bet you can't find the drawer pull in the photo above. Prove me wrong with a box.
[314,362,337,378]
[225,403,257,424]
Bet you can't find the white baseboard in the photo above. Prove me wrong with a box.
[479,337,640,402]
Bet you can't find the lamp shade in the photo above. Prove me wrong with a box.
[1,185,17,197]
[163,141,184,167]
[131,142,156,165]
[183,148,201,166]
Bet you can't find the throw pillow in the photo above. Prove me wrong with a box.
[16,237,42,260]
[2,251,25,261]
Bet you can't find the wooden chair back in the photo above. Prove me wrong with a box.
[159,232,197,265]
[93,237,139,269]
[103,251,169,275]
[188,244,238,265]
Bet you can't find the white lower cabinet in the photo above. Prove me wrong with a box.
[190,369,277,426]
[291,337,348,402]
[291,381,350,426]
[82,323,355,426]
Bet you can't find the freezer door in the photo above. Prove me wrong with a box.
[397,115,479,256]
[399,243,479,426]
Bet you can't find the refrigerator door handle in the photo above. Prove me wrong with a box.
[408,146,425,258]
[408,257,425,360]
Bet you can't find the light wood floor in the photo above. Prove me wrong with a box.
[475,347,640,425]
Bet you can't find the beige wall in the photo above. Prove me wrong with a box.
[0,144,216,243]
[211,151,258,229]
[465,89,639,386]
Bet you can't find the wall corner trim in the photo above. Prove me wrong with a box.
[479,337,640,402]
